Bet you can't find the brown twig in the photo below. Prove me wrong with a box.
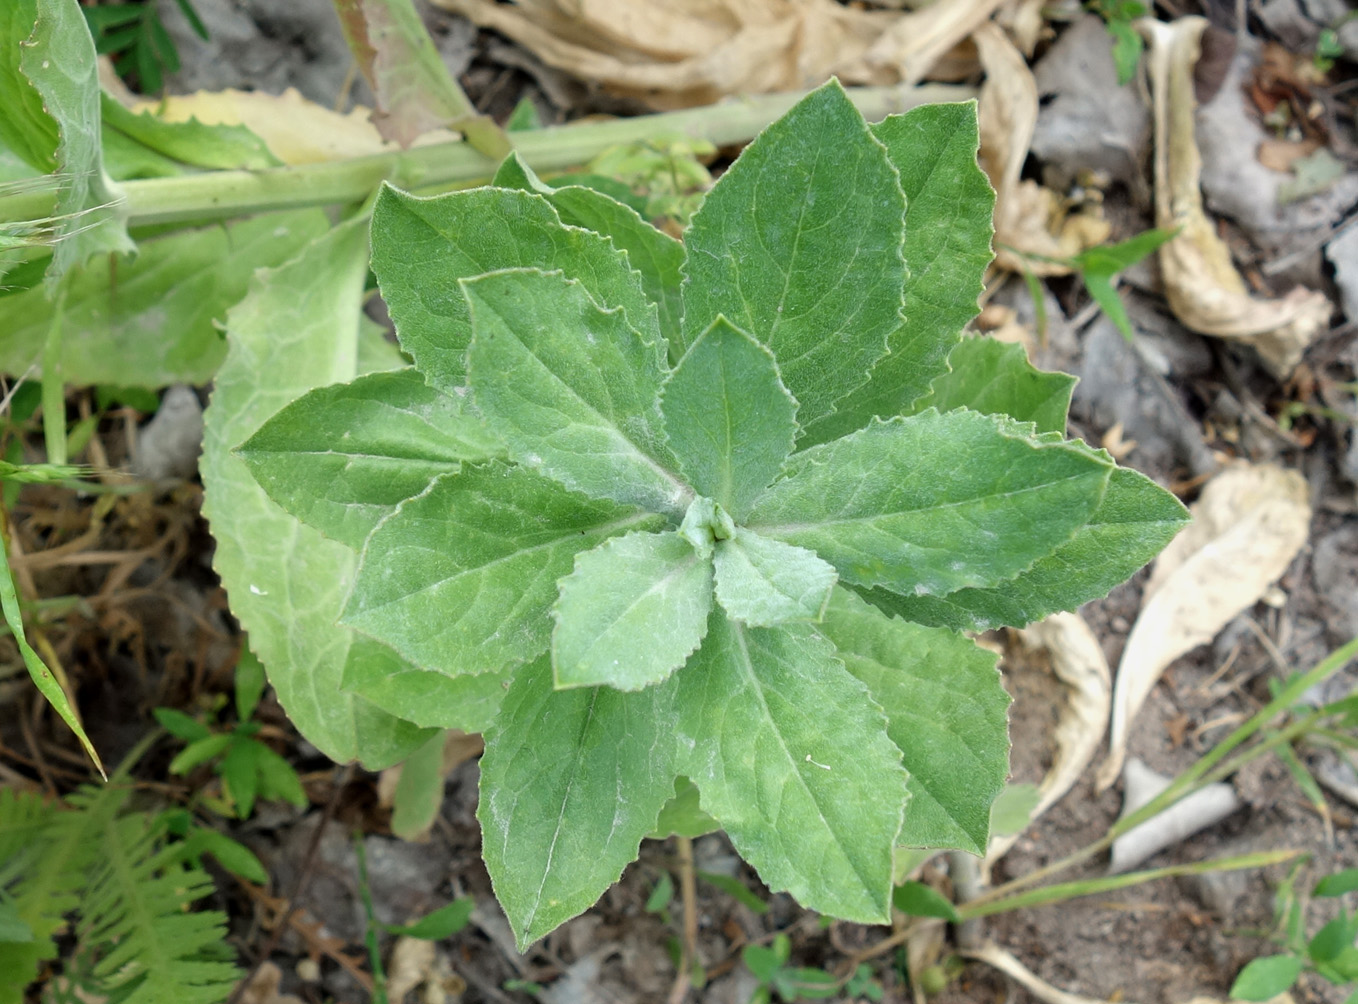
[667,835,700,1004]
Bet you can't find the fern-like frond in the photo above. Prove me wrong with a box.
[78,811,239,1004]
[0,782,131,1004]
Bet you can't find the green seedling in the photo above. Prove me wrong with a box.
[1232,867,1358,1000]
[1088,0,1148,85]
[83,0,208,95]
[154,651,306,820]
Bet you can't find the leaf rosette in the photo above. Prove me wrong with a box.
[237,81,1188,947]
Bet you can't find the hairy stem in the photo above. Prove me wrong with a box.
[0,84,972,229]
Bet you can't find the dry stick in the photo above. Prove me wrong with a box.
[667,835,700,1004]
[225,762,355,1004]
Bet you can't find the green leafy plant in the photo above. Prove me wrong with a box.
[83,0,208,96]
[1018,226,1177,343]
[743,933,882,1002]
[1231,867,1358,1001]
[154,652,307,820]
[0,738,241,1002]
[1088,0,1147,85]
[232,81,1188,948]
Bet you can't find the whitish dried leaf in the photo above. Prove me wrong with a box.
[987,612,1110,866]
[1098,462,1310,790]
[1142,17,1332,377]
[963,942,1124,1004]
[975,22,1110,275]
[386,937,437,1003]
[130,88,457,164]
[1108,759,1241,873]
[432,0,1003,110]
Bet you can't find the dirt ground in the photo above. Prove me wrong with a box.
[4,1,1358,1002]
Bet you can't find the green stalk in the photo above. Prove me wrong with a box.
[0,84,973,229]
[956,849,1301,920]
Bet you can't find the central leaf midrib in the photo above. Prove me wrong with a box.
[477,296,691,509]
[525,687,602,934]
[747,468,1108,535]
[729,623,880,906]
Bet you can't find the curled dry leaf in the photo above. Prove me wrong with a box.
[432,0,1004,110]
[963,942,1133,1004]
[386,937,438,1003]
[1141,17,1332,378]
[235,962,306,1004]
[975,23,1110,276]
[987,612,1111,867]
[1108,758,1241,873]
[1097,462,1310,791]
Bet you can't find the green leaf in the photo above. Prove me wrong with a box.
[239,367,502,550]
[21,0,134,280]
[1,525,103,773]
[660,317,797,520]
[712,529,836,626]
[552,530,712,691]
[870,466,1189,631]
[802,102,995,446]
[0,1,58,172]
[817,588,1009,853]
[680,80,905,429]
[914,337,1075,435]
[343,463,665,677]
[1073,227,1177,277]
[234,648,266,723]
[747,411,1112,598]
[0,211,331,387]
[370,184,657,393]
[390,729,446,841]
[650,777,718,839]
[340,636,508,733]
[494,153,685,349]
[463,267,687,516]
[177,827,269,885]
[1316,870,1358,898]
[1309,915,1356,963]
[201,217,434,769]
[478,656,679,949]
[674,614,907,923]
[252,746,305,810]
[893,880,959,921]
[219,739,261,818]
[699,872,769,914]
[989,783,1040,838]
[1229,954,1304,1001]
[384,898,475,940]
[152,707,209,743]
[0,902,34,944]
[99,93,281,170]
[167,733,232,774]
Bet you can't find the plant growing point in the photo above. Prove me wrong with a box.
[231,79,1189,948]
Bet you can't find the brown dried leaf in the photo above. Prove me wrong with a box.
[432,0,1004,110]
[987,613,1111,866]
[1097,462,1310,790]
[975,22,1110,275]
[333,0,509,155]
[1142,17,1332,378]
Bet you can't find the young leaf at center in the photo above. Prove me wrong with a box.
[552,530,713,690]
[712,529,836,627]
[660,316,798,521]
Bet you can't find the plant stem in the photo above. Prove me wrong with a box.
[0,84,973,229]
